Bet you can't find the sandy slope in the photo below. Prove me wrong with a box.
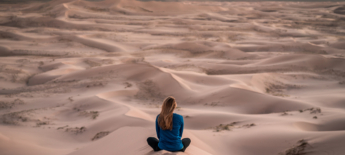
[0,0,345,155]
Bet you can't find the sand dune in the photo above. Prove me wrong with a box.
[0,0,345,155]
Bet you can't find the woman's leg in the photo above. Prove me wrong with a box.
[147,137,161,151]
[181,138,191,152]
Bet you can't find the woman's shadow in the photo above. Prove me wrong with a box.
[144,150,182,155]
[139,145,184,155]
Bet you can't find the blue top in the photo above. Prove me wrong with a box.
[156,113,184,151]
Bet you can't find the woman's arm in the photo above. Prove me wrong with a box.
[156,115,160,139]
[179,115,184,138]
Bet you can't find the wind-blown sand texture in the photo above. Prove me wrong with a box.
[0,0,345,154]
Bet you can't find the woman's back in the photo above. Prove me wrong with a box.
[156,113,184,151]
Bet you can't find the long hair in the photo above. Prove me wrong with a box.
[158,96,177,130]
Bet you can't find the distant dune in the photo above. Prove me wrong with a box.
[0,0,345,155]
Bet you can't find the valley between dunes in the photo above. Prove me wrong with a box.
[1,0,345,154]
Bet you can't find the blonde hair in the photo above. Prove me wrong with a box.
[158,96,177,130]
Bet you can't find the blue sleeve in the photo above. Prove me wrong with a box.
[156,115,160,139]
[179,115,184,138]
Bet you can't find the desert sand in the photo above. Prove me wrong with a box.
[0,0,345,154]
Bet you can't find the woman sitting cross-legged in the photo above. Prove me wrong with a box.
[147,96,191,152]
